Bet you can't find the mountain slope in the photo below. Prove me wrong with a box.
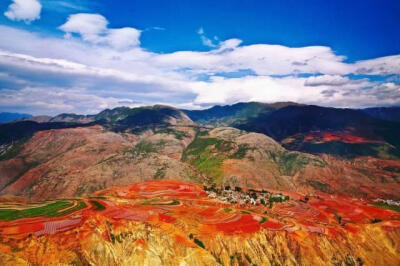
[182,127,400,199]
[362,106,400,122]
[0,124,204,200]
[105,105,194,133]
[236,105,400,158]
[0,105,193,145]
[183,102,299,126]
[0,104,400,200]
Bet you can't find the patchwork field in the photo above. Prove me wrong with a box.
[0,180,399,265]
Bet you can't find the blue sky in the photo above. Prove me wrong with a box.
[0,0,399,114]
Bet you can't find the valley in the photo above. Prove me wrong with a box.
[0,102,399,265]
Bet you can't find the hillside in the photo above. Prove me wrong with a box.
[0,105,193,145]
[1,123,399,200]
[0,124,205,200]
[236,105,400,159]
[362,107,400,122]
[183,102,299,126]
[1,103,400,199]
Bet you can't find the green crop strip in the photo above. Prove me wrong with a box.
[151,199,180,206]
[259,217,267,224]
[372,202,400,213]
[89,200,106,211]
[0,200,86,221]
[194,238,206,249]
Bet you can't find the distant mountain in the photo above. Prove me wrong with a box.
[2,103,400,159]
[362,107,400,122]
[21,106,192,127]
[102,105,194,133]
[183,102,300,126]
[237,105,399,140]
[49,113,94,123]
[20,115,52,123]
[0,105,193,145]
[0,112,31,123]
[0,121,88,145]
[236,105,400,158]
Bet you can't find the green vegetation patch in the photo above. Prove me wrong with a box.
[0,137,31,161]
[89,200,106,211]
[270,151,311,175]
[306,180,331,193]
[0,200,86,221]
[129,139,166,158]
[224,207,232,213]
[372,202,400,213]
[194,238,206,249]
[151,199,180,206]
[229,144,253,159]
[182,136,229,183]
[154,163,168,179]
[259,216,267,224]
[183,137,222,158]
[196,129,209,136]
[155,128,190,140]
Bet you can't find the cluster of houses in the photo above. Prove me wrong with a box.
[204,186,289,207]
[374,198,400,206]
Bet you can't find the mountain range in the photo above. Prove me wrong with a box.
[1,102,399,200]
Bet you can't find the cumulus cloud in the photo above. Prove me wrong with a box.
[60,13,141,50]
[153,44,353,76]
[0,86,140,115]
[4,0,42,23]
[354,55,400,75]
[188,75,375,107]
[304,75,357,86]
[0,15,399,115]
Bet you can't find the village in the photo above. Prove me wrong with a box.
[204,185,290,207]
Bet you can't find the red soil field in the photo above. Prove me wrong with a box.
[304,131,380,144]
[0,180,399,241]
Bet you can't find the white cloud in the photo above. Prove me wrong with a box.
[4,0,42,23]
[107,28,141,50]
[0,17,399,115]
[59,13,141,50]
[353,55,400,75]
[59,13,107,41]
[153,44,353,76]
[189,74,388,108]
[304,75,353,86]
[0,87,138,115]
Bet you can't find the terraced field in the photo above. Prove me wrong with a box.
[0,180,399,265]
